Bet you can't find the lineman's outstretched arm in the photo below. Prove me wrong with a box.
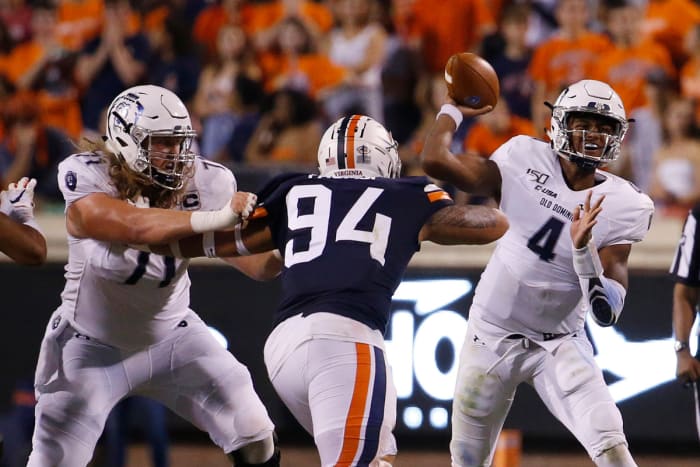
[0,213,46,265]
[419,204,508,245]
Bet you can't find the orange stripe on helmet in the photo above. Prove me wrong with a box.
[345,115,362,169]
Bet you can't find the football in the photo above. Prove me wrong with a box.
[444,52,499,108]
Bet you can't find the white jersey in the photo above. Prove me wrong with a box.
[55,153,236,350]
[471,135,654,336]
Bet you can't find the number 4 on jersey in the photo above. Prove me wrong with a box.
[527,217,564,262]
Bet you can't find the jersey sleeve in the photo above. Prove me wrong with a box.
[603,190,654,246]
[489,135,524,181]
[249,174,309,248]
[670,205,700,285]
[420,179,454,212]
[57,153,116,207]
[192,158,237,210]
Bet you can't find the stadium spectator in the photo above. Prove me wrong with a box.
[528,0,612,136]
[0,0,32,47]
[641,0,700,69]
[0,91,73,204]
[250,0,333,53]
[54,0,104,51]
[648,95,700,218]
[395,0,495,75]
[192,0,258,61]
[463,97,536,160]
[680,24,700,127]
[193,23,260,159]
[2,0,82,139]
[245,88,321,166]
[592,0,675,192]
[257,16,346,99]
[323,0,387,122]
[144,10,201,105]
[74,0,149,134]
[482,2,535,121]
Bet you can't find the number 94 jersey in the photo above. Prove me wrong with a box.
[471,136,654,335]
[256,174,453,334]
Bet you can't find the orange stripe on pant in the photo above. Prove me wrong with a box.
[335,342,372,466]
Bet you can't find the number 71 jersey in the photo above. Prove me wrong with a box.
[471,136,654,335]
[255,174,453,333]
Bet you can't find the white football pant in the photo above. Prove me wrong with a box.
[27,311,274,467]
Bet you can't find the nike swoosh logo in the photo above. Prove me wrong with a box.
[10,189,25,204]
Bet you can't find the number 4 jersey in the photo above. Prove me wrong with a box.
[255,174,453,334]
[471,135,655,336]
[55,153,236,350]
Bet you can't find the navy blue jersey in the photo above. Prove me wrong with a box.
[670,204,700,286]
[257,174,453,333]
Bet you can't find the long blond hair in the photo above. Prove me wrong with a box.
[77,138,185,209]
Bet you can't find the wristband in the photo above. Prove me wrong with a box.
[202,231,216,258]
[190,206,239,233]
[169,240,182,258]
[437,103,463,128]
[573,239,603,279]
[234,224,251,256]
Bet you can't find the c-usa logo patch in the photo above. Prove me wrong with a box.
[65,171,77,191]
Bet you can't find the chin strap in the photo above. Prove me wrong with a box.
[573,239,626,327]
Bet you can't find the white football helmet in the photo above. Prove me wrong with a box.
[105,85,196,190]
[549,79,629,168]
[317,115,401,178]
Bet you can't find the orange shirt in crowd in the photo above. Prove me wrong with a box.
[258,52,347,98]
[642,0,700,65]
[2,43,82,139]
[249,1,333,35]
[399,0,495,73]
[192,2,260,58]
[463,115,536,158]
[528,31,612,95]
[591,39,675,114]
[55,0,104,50]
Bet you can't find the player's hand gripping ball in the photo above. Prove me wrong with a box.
[444,52,499,108]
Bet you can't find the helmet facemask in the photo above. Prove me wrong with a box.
[552,109,627,169]
[135,130,196,190]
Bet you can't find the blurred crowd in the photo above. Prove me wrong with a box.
[1,0,699,217]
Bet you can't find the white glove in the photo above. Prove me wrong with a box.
[0,177,37,223]
[190,192,258,233]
